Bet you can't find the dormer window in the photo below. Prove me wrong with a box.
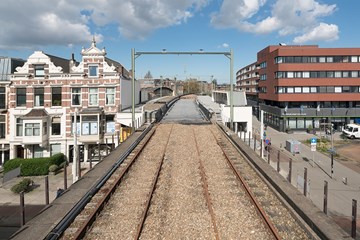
[34,65,45,77]
[89,65,98,77]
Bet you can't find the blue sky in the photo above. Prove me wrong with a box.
[0,0,359,83]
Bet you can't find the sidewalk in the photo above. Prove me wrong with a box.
[0,162,94,205]
[250,116,360,228]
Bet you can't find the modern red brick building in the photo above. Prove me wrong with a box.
[238,45,360,132]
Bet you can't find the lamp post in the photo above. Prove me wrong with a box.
[72,108,79,183]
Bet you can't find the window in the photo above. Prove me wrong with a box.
[319,87,327,93]
[303,87,310,93]
[0,87,5,109]
[25,123,40,136]
[34,65,45,77]
[106,88,115,105]
[310,57,317,63]
[50,144,61,156]
[343,86,350,92]
[82,115,98,135]
[326,72,334,78]
[275,57,283,64]
[350,86,359,93]
[0,115,5,139]
[105,115,115,133]
[287,87,294,93]
[335,71,342,78]
[16,118,23,136]
[303,72,310,78]
[295,87,302,93]
[326,57,333,62]
[319,57,326,63]
[260,61,267,68]
[351,56,359,62]
[275,72,284,78]
[310,72,318,78]
[16,88,26,107]
[294,72,302,78]
[71,88,81,106]
[319,71,326,78]
[33,145,43,158]
[287,72,294,78]
[89,65,98,77]
[343,71,349,78]
[260,74,267,80]
[89,88,98,106]
[51,117,61,135]
[310,87,318,93]
[326,86,335,93]
[351,71,358,78]
[335,87,342,93]
[294,56,302,63]
[34,88,44,107]
[52,87,62,106]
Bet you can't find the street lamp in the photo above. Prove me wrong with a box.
[72,108,79,183]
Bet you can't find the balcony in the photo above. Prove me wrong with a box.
[19,109,49,147]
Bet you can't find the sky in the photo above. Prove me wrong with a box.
[0,0,359,83]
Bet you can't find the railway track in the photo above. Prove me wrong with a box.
[59,123,315,239]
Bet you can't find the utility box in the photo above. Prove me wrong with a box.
[286,140,301,154]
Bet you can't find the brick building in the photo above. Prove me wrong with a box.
[5,39,142,164]
[237,45,360,132]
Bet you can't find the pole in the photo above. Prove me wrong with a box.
[248,131,251,146]
[230,48,234,130]
[288,158,292,183]
[131,48,135,133]
[72,109,79,183]
[260,110,264,158]
[352,199,357,238]
[45,176,49,205]
[331,153,334,178]
[277,150,280,172]
[323,181,328,214]
[20,191,25,226]
[304,167,308,197]
[160,75,163,97]
[63,162,67,190]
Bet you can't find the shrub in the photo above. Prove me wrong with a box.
[4,153,65,176]
[49,164,59,172]
[11,178,34,194]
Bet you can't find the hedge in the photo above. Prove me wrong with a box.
[11,178,34,194]
[3,153,65,176]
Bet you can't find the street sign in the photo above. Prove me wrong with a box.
[311,145,316,152]
[310,138,317,145]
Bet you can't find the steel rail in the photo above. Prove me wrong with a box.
[192,128,220,240]
[134,124,174,239]
[210,128,282,240]
[45,124,154,240]
[71,127,157,239]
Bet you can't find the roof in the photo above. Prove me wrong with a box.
[45,53,76,73]
[23,109,49,118]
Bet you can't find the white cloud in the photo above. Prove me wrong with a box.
[293,23,339,44]
[0,0,209,49]
[211,0,338,43]
[219,43,229,48]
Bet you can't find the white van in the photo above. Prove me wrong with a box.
[342,124,360,139]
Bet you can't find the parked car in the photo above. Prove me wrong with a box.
[342,124,360,139]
